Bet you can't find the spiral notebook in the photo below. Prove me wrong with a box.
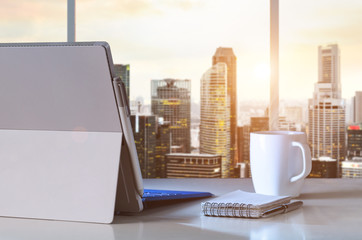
[201,190,291,218]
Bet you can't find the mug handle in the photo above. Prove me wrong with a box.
[290,141,312,183]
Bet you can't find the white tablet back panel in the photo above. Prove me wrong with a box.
[0,43,122,223]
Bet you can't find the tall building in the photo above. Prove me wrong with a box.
[353,91,362,123]
[250,117,269,133]
[347,123,362,160]
[155,121,171,178]
[165,153,222,178]
[200,63,231,178]
[212,47,237,166]
[237,125,250,164]
[342,122,362,179]
[236,117,270,178]
[237,125,250,178]
[130,115,157,178]
[114,64,130,101]
[308,44,346,177]
[130,115,171,178]
[318,44,341,99]
[279,116,297,131]
[151,79,191,153]
[308,98,346,173]
[309,157,338,178]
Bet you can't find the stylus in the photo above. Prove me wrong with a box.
[113,77,144,197]
[261,201,303,218]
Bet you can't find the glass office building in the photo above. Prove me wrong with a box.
[155,121,171,178]
[318,44,341,99]
[130,115,157,178]
[352,91,362,123]
[130,115,171,178]
[151,79,191,153]
[347,124,362,160]
[308,98,346,175]
[308,44,346,177]
[114,64,130,102]
[237,125,251,178]
[200,63,231,178]
[212,48,237,166]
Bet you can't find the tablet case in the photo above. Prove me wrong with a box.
[0,42,131,223]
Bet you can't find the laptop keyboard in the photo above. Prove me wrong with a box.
[142,189,212,202]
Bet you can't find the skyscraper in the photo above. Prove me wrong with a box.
[353,91,362,123]
[151,79,191,153]
[155,121,171,178]
[237,125,250,165]
[237,125,250,178]
[308,44,346,177]
[346,123,362,160]
[318,44,341,99]
[200,63,231,178]
[212,47,237,166]
[342,123,362,178]
[250,117,269,133]
[114,64,130,101]
[130,115,157,178]
[130,115,171,178]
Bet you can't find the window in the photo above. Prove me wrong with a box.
[3,0,361,178]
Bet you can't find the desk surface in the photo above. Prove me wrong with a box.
[1,178,362,240]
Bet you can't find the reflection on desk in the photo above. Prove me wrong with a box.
[0,217,115,240]
[1,178,362,240]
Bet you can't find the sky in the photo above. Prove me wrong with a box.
[1,0,362,104]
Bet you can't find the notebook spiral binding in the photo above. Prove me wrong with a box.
[202,202,254,218]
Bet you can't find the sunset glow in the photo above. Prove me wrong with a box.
[1,0,361,103]
[253,63,271,82]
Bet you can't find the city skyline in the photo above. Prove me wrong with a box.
[2,0,362,103]
[1,1,361,179]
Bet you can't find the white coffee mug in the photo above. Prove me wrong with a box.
[250,131,311,197]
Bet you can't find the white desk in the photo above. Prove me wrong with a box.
[1,178,362,240]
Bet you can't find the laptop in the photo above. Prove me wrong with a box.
[0,42,211,224]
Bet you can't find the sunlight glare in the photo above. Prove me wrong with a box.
[253,63,270,82]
